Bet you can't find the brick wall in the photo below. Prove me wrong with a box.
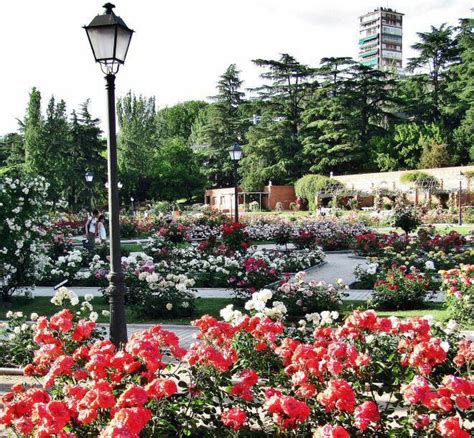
[263,185,296,210]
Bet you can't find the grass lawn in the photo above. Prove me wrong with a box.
[122,243,144,252]
[0,296,234,325]
[2,297,470,328]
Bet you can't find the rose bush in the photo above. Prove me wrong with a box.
[0,287,106,367]
[1,294,472,437]
[372,265,432,310]
[440,265,474,327]
[274,271,348,317]
[0,175,55,301]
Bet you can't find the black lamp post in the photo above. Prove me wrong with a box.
[84,3,134,347]
[229,143,243,223]
[458,171,464,226]
[85,171,94,212]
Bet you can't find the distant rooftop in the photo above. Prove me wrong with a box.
[359,7,404,18]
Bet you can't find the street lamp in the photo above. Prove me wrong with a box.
[105,181,122,189]
[84,171,94,211]
[458,171,464,226]
[229,143,243,223]
[84,3,134,346]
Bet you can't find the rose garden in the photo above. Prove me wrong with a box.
[1,3,474,438]
[0,173,473,437]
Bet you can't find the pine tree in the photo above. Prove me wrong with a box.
[23,87,44,174]
[193,64,248,188]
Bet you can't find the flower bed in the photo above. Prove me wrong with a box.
[272,271,347,318]
[0,290,472,436]
[440,265,474,327]
[354,228,472,291]
[372,265,432,310]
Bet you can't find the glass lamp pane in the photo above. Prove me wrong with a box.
[87,27,116,60]
[115,27,133,62]
[234,150,243,160]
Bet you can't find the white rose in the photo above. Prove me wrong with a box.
[166,303,173,311]
[84,294,94,302]
[89,312,99,322]
[102,310,111,317]
[425,261,435,271]
[30,313,39,321]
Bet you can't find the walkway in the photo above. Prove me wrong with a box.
[22,253,444,302]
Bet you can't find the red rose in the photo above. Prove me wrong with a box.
[221,407,247,431]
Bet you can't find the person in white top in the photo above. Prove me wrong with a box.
[97,214,107,244]
[85,209,99,251]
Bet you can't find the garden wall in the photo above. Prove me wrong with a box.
[332,165,474,194]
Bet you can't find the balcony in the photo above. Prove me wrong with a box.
[361,49,378,58]
[361,59,379,67]
[382,25,402,36]
[359,34,379,44]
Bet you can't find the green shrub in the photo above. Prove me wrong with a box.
[372,266,430,310]
[400,171,439,189]
[393,207,421,235]
[295,174,344,210]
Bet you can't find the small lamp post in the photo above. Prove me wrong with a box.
[458,171,464,226]
[84,3,134,346]
[229,143,243,223]
[130,197,135,215]
[85,171,94,211]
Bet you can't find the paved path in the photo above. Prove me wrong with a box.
[19,253,444,302]
[306,253,366,284]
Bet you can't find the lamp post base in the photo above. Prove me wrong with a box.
[107,271,128,346]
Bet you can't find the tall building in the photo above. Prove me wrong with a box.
[359,7,404,70]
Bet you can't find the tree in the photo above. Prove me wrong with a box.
[419,141,453,169]
[150,137,205,201]
[155,101,208,144]
[117,92,157,200]
[192,65,248,188]
[302,62,393,175]
[23,88,44,174]
[451,18,474,163]
[66,101,107,208]
[240,55,316,189]
[0,133,24,168]
[252,54,317,135]
[374,122,447,171]
[408,24,460,121]
[42,97,71,197]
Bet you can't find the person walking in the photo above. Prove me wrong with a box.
[97,214,107,244]
[85,209,99,251]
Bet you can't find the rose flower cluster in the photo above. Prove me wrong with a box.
[0,302,473,436]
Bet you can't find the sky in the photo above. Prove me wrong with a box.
[0,0,471,135]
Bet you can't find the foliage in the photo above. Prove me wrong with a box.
[0,175,53,301]
[400,171,439,189]
[0,297,472,436]
[393,207,421,235]
[274,272,347,317]
[440,265,474,327]
[295,174,343,210]
[372,266,431,310]
[117,92,157,201]
[220,222,251,253]
[0,288,105,367]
